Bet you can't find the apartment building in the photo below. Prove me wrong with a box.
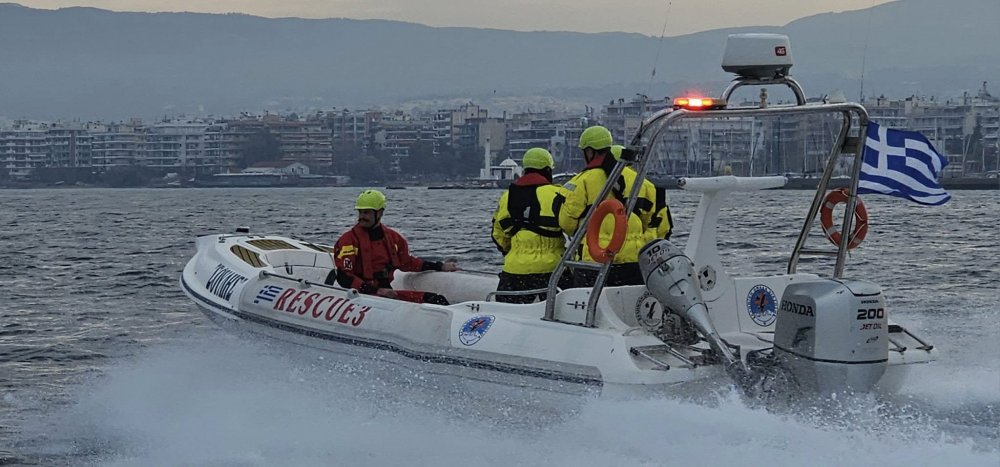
[505,111,584,171]
[1,121,95,180]
[88,119,146,171]
[372,112,436,160]
[602,95,671,145]
[262,115,334,169]
[0,121,48,180]
[327,108,379,148]
[47,124,92,168]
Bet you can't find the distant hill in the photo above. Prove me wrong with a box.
[0,0,997,120]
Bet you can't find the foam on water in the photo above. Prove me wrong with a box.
[3,188,998,466]
[18,334,998,467]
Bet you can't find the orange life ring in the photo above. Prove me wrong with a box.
[819,188,869,249]
[586,199,628,263]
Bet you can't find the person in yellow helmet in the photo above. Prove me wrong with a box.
[611,144,673,242]
[491,148,570,303]
[646,185,674,241]
[334,189,459,305]
[556,127,656,286]
[610,144,658,239]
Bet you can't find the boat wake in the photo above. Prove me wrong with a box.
[12,331,998,466]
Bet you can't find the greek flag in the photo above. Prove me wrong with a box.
[859,121,951,205]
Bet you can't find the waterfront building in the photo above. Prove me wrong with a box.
[0,121,48,180]
[143,120,213,173]
[505,111,583,171]
[372,112,436,162]
[602,95,671,145]
[46,123,92,169]
[433,103,488,150]
[327,108,379,149]
[222,114,334,172]
[243,161,310,176]
[264,115,334,170]
[88,119,146,171]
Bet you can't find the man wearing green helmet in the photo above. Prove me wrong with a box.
[556,126,657,286]
[491,147,570,303]
[333,189,459,305]
[646,185,674,241]
[611,144,670,242]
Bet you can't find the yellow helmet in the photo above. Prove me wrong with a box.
[610,145,625,160]
[578,126,613,150]
[355,189,386,210]
[522,148,554,170]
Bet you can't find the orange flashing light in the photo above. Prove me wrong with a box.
[673,97,727,110]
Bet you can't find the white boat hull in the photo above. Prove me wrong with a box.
[181,233,934,396]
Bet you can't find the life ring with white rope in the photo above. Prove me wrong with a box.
[819,188,868,249]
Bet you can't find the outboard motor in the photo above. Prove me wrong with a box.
[773,279,889,393]
[638,240,751,380]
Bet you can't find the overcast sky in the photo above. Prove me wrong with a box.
[15,0,896,36]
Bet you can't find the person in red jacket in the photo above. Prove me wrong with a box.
[333,189,459,305]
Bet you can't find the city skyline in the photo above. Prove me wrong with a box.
[2,90,996,187]
[13,0,895,37]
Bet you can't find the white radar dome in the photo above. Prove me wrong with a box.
[722,33,794,79]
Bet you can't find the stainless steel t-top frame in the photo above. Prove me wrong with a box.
[543,77,870,327]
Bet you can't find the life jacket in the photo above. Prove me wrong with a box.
[492,172,565,274]
[644,185,674,241]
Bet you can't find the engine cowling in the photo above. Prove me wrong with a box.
[773,278,889,393]
[638,239,748,376]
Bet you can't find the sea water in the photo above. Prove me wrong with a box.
[1,187,997,466]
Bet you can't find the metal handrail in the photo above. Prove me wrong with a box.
[637,103,869,280]
[722,76,808,106]
[259,270,359,297]
[543,95,873,324]
[543,154,630,325]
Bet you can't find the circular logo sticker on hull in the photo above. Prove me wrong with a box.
[459,315,495,346]
[746,284,777,327]
[634,291,664,329]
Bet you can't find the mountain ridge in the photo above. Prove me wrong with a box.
[0,0,997,120]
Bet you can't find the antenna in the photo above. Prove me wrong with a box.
[858,0,877,102]
[646,1,673,111]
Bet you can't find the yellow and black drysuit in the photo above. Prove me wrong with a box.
[491,172,567,303]
[557,153,656,286]
[645,185,674,241]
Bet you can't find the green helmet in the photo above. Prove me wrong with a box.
[355,189,386,210]
[522,147,554,170]
[578,126,613,150]
[610,145,625,161]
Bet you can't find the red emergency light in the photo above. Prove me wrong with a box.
[673,97,727,110]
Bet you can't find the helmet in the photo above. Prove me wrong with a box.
[610,145,624,161]
[355,189,386,210]
[522,147,554,170]
[578,126,613,150]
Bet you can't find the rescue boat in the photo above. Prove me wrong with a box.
[181,34,937,397]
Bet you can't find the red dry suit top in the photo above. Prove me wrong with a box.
[333,224,441,294]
